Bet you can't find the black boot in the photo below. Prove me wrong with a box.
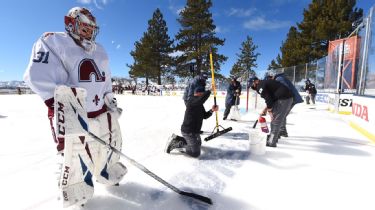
[165,134,187,153]
[266,134,277,147]
[279,131,288,137]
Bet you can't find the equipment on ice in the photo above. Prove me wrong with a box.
[61,86,212,205]
[258,116,269,133]
[204,48,232,141]
[229,95,241,121]
[249,116,267,155]
[252,119,258,128]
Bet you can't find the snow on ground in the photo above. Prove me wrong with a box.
[0,94,374,210]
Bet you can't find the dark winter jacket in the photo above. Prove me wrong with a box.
[304,82,317,94]
[183,75,207,102]
[225,81,241,106]
[274,73,303,106]
[181,91,213,134]
[255,80,293,109]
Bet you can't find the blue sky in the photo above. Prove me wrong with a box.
[0,0,373,81]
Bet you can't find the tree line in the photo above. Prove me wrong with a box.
[128,0,363,86]
[268,0,363,70]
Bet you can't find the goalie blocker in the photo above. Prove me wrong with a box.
[54,86,127,207]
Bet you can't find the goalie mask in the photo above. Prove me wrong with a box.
[64,7,99,51]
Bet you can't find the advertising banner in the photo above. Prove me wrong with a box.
[350,95,375,141]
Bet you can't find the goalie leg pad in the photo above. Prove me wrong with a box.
[55,86,96,207]
[90,111,127,185]
[61,182,94,208]
[96,161,128,185]
[54,86,127,206]
[59,134,98,207]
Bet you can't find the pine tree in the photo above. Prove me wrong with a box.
[128,9,174,85]
[147,8,174,84]
[128,32,154,86]
[267,57,282,70]
[230,35,260,81]
[297,0,363,62]
[279,26,306,67]
[230,62,242,78]
[175,0,227,78]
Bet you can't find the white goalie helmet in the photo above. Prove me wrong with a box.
[64,7,99,51]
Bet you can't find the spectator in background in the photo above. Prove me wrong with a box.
[304,79,317,105]
[223,77,241,120]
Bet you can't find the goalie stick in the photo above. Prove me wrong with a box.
[70,103,213,205]
[80,120,212,205]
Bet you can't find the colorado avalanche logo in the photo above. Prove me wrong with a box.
[78,59,106,82]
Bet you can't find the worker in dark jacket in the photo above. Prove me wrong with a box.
[182,72,208,134]
[223,77,241,120]
[166,87,218,157]
[183,72,208,105]
[304,79,317,105]
[248,76,293,147]
[265,71,303,137]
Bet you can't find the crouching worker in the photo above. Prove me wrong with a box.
[248,76,293,147]
[166,87,218,157]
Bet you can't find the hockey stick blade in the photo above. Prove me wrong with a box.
[204,127,233,141]
[75,113,213,205]
[180,191,213,205]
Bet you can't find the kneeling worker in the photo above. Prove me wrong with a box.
[166,87,218,157]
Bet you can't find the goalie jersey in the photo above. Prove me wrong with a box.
[24,32,112,116]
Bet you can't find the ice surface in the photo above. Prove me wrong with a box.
[0,94,374,210]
